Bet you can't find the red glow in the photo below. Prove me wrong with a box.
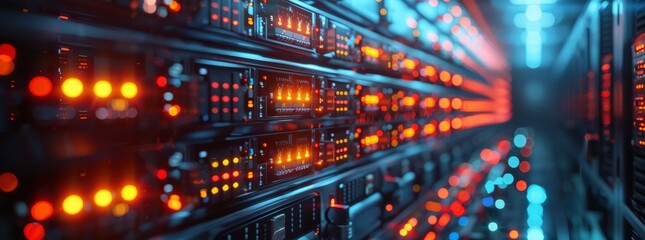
[424,231,437,240]
[156,76,167,87]
[0,43,16,59]
[232,171,240,178]
[0,172,18,192]
[516,180,527,191]
[497,140,511,152]
[23,223,45,240]
[222,172,230,180]
[385,203,393,211]
[449,201,465,216]
[521,147,532,157]
[425,201,442,212]
[211,175,220,182]
[456,191,470,202]
[31,201,53,221]
[438,213,451,226]
[427,215,438,225]
[156,169,167,180]
[448,176,459,186]
[519,161,531,173]
[29,76,52,97]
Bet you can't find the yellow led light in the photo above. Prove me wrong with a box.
[120,185,137,201]
[94,189,113,207]
[62,78,83,98]
[120,82,138,99]
[62,195,84,215]
[93,80,112,98]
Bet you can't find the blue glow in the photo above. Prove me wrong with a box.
[527,228,545,240]
[163,92,174,101]
[503,173,515,185]
[525,29,542,69]
[525,5,542,21]
[488,222,498,232]
[511,0,558,4]
[495,199,506,209]
[508,156,520,168]
[485,181,495,193]
[494,177,504,186]
[458,216,469,226]
[527,185,547,204]
[482,196,494,207]
[527,216,544,228]
[449,232,459,240]
[527,203,544,216]
[513,134,527,148]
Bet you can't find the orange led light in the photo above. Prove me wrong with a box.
[31,201,53,221]
[167,194,182,211]
[438,98,451,109]
[168,104,181,116]
[439,120,451,132]
[29,76,52,97]
[509,230,519,239]
[437,188,449,199]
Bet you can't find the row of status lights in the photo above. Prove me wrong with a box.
[2,179,139,240]
[28,76,138,99]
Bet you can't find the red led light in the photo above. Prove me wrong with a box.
[0,172,18,192]
[519,161,531,173]
[156,169,167,180]
[222,83,230,89]
[211,82,219,89]
[156,76,167,87]
[222,96,230,102]
[448,176,459,186]
[211,175,220,182]
[438,213,451,226]
[516,180,527,191]
[385,203,393,211]
[211,95,220,102]
[23,222,45,240]
[0,43,16,59]
[29,76,52,97]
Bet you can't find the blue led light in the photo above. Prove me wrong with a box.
[503,173,515,185]
[527,185,547,204]
[458,216,469,226]
[508,156,520,168]
[495,199,506,209]
[514,134,527,148]
[482,196,494,207]
[485,181,495,193]
[527,203,544,216]
[488,222,498,232]
[527,216,544,228]
[527,228,545,240]
[449,232,459,240]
